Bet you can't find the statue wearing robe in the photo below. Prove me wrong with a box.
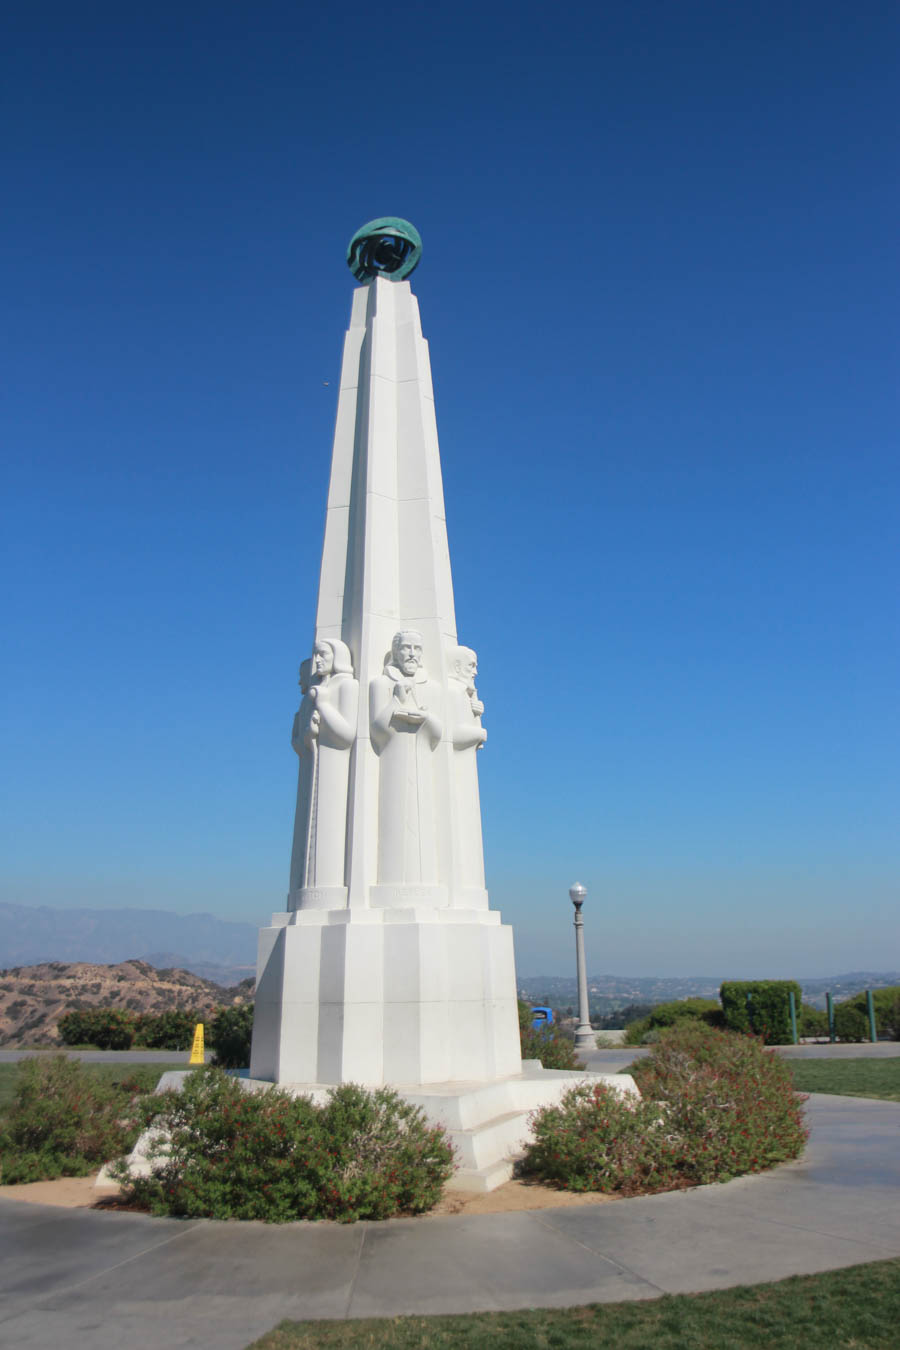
[370,630,443,885]
[289,638,358,899]
[447,645,487,894]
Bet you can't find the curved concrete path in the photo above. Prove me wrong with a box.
[0,1093,898,1350]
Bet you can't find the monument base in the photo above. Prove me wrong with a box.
[397,1063,639,1190]
[249,907,522,1087]
[106,1064,640,1193]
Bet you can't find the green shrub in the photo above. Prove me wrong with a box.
[720,980,802,1045]
[624,997,724,1046]
[57,1008,136,1049]
[0,1056,146,1183]
[881,992,900,1041]
[612,1003,655,1027]
[522,1023,807,1194]
[517,1001,583,1071]
[837,987,900,1041]
[117,1068,455,1222]
[134,1010,203,1051]
[833,1003,869,1043]
[209,1004,254,1068]
[58,1006,211,1052]
[797,1003,828,1038]
[522,1081,684,1193]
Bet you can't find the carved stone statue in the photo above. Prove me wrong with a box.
[370,630,442,885]
[289,638,358,897]
[448,645,487,893]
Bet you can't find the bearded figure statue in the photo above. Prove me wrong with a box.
[369,629,443,885]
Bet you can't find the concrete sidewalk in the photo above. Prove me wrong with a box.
[0,1092,898,1350]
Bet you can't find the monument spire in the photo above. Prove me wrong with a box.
[313,273,461,908]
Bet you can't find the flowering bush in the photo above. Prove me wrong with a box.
[522,1023,807,1194]
[0,1056,149,1183]
[117,1067,455,1222]
[523,1082,683,1193]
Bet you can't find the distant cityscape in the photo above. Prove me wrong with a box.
[518,972,900,1018]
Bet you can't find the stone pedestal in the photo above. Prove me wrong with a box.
[250,907,521,1087]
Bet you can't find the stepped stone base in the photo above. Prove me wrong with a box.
[106,1064,639,1194]
[398,1063,640,1190]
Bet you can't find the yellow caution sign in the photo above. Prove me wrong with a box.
[189,1022,205,1065]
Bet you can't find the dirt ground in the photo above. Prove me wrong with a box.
[0,1175,121,1209]
[0,1173,615,1218]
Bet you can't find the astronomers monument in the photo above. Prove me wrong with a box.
[249,220,633,1188]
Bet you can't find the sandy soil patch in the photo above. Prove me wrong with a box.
[0,1172,613,1217]
[0,1175,121,1208]
[427,1179,616,1217]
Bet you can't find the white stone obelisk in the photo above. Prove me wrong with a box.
[250,274,522,1088]
[103,231,637,1196]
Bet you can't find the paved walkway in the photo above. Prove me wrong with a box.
[581,1042,900,1073]
[0,1091,898,1350]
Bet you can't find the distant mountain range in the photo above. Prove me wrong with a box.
[0,902,257,987]
[2,904,896,1011]
[0,960,252,1046]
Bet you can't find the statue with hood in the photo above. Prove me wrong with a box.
[447,644,487,894]
[289,637,358,897]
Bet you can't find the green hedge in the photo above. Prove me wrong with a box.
[623,998,724,1046]
[838,987,900,1041]
[720,981,802,1046]
[210,1003,254,1068]
[135,1009,203,1051]
[797,1004,828,1038]
[58,1007,220,1052]
[57,1008,136,1050]
[833,1003,869,1043]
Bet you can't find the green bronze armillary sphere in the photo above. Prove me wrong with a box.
[347,217,422,282]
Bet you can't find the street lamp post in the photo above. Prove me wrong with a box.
[570,882,595,1051]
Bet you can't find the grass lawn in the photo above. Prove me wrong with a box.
[0,1060,184,1113]
[788,1058,900,1102]
[248,1258,900,1349]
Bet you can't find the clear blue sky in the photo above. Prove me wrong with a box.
[2,1,897,977]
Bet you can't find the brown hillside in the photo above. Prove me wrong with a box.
[0,960,253,1046]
